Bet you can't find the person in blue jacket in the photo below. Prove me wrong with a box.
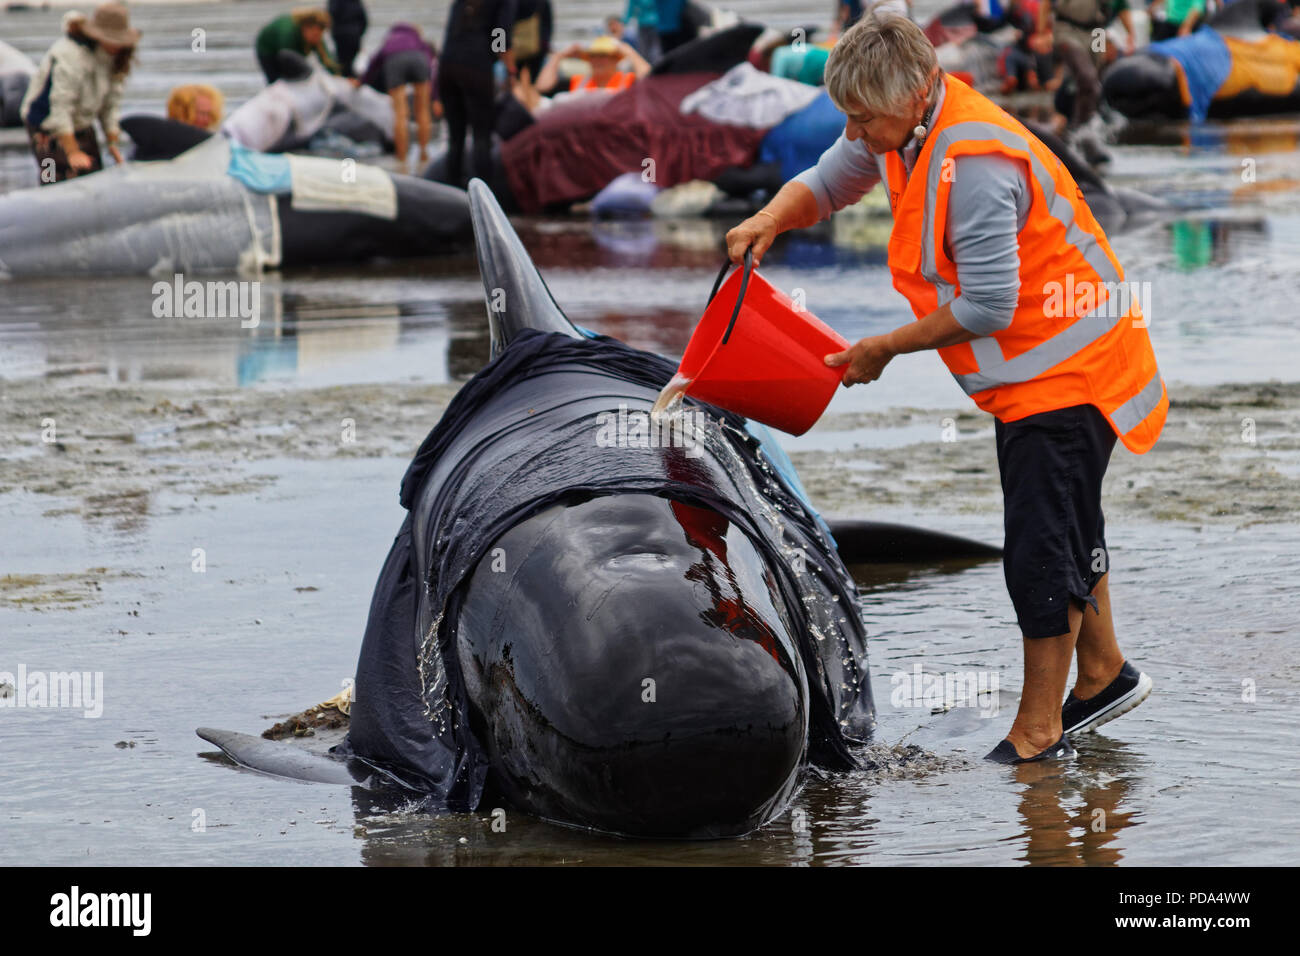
[624,0,661,61]
[656,0,691,53]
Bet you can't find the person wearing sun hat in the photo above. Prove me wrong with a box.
[21,3,139,184]
[534,34,651,95]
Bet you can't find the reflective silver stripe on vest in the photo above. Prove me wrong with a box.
[919,119,1136,397]
[920,120,1122,291]
[1109,371,1165,434]
[967,336,1004,369]
[935,280,957,308]
[953,294,1124,394]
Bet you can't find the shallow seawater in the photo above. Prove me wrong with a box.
[2,0,1299,865]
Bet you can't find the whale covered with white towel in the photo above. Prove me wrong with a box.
[223,52,395,154]
[0,135,470,278]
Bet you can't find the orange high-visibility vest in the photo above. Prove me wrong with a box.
[883,74,1167,453]
[569,71,636,93]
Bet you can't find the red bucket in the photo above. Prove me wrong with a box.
[676,251,848,436]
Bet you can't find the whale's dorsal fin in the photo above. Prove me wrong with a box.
[468,179,584,357]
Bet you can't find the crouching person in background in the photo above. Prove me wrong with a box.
[21,3,139,185]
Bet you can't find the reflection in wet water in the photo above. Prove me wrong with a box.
[2,199,1296,396]
[1166,218,1268,271]
[1000,749,1137,867]
[0,266,482,386]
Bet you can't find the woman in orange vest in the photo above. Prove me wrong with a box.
[726,13,1166,764]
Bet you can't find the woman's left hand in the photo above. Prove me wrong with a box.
[107,143,124,165]
[825,335,895,387]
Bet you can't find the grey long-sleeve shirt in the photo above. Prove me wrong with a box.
[793,85,1031,336]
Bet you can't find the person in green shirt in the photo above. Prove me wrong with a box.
[255,8,340,83]
[770,42,831,86]
[1150,0,1206,41]
[1111,0,1138,53]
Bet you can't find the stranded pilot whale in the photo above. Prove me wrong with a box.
[1102,0,1300,121]
[335,179,879,838]
[198,180,1000,838]
[224,51,394,154]
[0,134,470,277]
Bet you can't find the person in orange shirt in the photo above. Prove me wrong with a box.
[535,35,650,95]
[166,83,224,131]
[727,13,1164,764]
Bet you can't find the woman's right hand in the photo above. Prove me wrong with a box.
[66,149,94,171]
[725,212,778,266]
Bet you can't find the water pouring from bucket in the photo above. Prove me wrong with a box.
[653,249,849,436]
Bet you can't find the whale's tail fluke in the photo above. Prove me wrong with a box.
[467,178,584,357]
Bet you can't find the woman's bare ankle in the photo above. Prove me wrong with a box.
[1071,657,1125,700]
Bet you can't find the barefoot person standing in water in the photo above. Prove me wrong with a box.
[361,23,437,174]
[725,13,1165,762]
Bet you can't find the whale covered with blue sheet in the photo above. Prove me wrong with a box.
[1103,1,1300,121]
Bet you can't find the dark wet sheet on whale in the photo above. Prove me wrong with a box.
[338,330,874,810]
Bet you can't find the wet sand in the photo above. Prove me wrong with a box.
[0,377,459,511]
[3,375,1295,543]
[795,381,1300,527]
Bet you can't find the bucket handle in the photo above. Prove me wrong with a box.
[707,247,753,346]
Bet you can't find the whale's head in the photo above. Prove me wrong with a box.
[455,495,808,838]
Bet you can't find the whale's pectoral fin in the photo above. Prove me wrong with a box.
[467,178,585,357]
[196,727,374,787]
[825,519,1002,564]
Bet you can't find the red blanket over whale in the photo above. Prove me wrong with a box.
[502,73,767,213]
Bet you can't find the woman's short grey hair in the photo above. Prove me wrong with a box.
[824,12,939,118]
